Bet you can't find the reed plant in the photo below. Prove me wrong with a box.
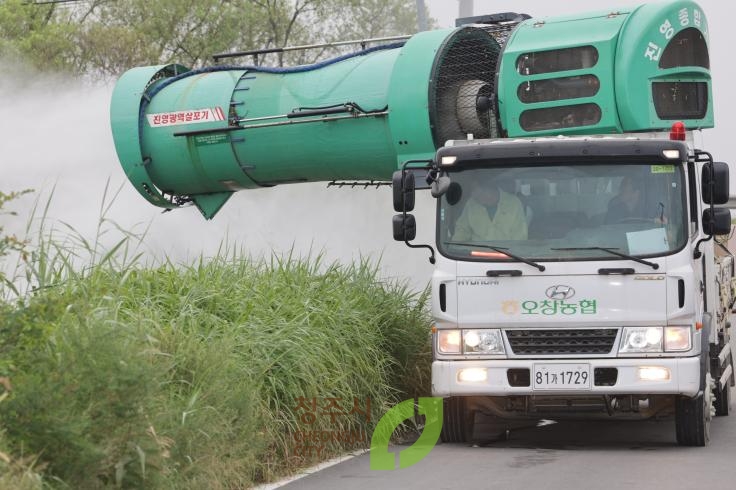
[0,190,432,488]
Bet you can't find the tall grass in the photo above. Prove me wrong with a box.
[0,191,432,488]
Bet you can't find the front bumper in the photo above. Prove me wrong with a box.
[432,356,700,397]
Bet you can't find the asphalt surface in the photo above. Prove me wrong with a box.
[281,392,735,490]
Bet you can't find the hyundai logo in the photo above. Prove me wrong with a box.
[545,285,576,300]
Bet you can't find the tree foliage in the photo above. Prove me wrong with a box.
[0,0,434,79]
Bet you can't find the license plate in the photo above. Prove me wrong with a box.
[533,363,591,390]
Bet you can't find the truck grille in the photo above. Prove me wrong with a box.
[505,329,618,355]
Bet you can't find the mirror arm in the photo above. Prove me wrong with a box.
[400,159,436,264]
[694,153,716,260]
[693,235,712,260]
[404,241,436,264]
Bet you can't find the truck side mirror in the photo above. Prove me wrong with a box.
[392,170,415,212]
[702,207,732,236]
[392,214,417,241]
[446,182,462,205]
[702,162,729,205]
[430,176,452,198]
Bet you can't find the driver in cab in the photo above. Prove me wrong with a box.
[605,177,666,224]
[453,183,528,241]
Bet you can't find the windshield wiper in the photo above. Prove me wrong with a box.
[447,242,546,271]
[551,247,659,270]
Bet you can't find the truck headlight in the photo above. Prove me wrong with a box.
[620,327,663,353]
[438,330,461,354]
[664,326,691,351]
[436,329,505,355]
[463,329,505,355]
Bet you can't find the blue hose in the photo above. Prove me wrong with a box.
[142,42,406,111]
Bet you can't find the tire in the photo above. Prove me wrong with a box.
[440,397,475,443]
[714,381,730,416]
[675,364,715,446]
[714,351,732,416]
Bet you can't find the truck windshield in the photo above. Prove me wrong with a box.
[438,163,687,262]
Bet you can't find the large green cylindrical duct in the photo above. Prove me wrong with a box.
[112,2,714,219]
[110,27,504,218]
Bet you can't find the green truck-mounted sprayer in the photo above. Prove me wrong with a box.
[111,1,712,219]
[112,2,736,447]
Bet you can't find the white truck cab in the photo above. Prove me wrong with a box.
[393,132,735,446]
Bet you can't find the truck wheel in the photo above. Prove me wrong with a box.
[714,353,732,416]
[675,371,715,446]
[440,397,474,443]
[714,382,730,416]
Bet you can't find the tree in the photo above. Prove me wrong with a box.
[0,0,79,72]
[0,0,435,79]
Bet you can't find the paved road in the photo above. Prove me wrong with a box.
[282,395,735,489]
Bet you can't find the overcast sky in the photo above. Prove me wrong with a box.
[1,0,732,292]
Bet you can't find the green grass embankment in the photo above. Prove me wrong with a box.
[0,252,431,488]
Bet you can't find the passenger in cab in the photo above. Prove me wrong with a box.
[453,183,528,241]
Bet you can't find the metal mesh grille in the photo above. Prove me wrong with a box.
[505,329,618,355]
[429,24,517,146]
